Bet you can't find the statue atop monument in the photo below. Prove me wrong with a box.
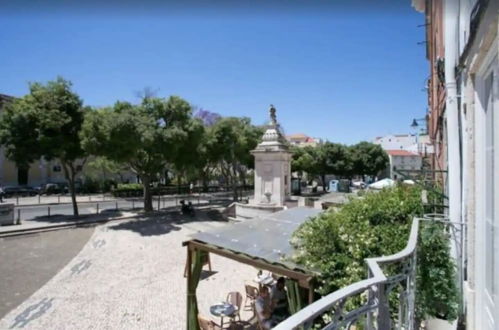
[269,104,277,126]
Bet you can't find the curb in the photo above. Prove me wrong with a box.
[0,201,230,238]
[9,198,121,208]
[0,213,142,238]
[8,194,214,208]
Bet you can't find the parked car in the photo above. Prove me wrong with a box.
[351,181,367,189]
[41,183,63,195]
[40,182,75,195]
[3,186,38,197]
[20,186,38,196]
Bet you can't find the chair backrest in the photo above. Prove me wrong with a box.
[198,314,216,330]
[226,291,243,309]
[245,284,259,299]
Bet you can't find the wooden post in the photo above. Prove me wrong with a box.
[186,245,192,330]
[308,282,314,304]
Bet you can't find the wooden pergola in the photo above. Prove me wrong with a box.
[183,207,321,330]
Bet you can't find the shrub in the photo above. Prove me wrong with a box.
[291,186,458,324]
[112,183,143,197]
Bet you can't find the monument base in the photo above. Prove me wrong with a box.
[234,202,285,221]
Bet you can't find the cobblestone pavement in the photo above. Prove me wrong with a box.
[0,227,95,319]
[0,211,257,329]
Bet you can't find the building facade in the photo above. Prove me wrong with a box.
[373,133,434,156]
[286,133,322,148]
[384,150,423,180]
[413,0,498,328]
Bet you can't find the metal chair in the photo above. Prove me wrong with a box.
[226,291,243,321]
[244,284,259,310]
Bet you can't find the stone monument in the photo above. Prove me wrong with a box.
[234,105,292,220]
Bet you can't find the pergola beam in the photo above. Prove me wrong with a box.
[185,240,314,288]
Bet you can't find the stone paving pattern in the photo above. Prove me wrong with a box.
[0,212,257,329]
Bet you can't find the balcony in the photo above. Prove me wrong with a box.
[274,218,420,330]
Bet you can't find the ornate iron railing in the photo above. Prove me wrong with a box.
[274,218,420,330]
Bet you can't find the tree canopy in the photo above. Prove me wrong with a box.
[290,141,388,189]
[0,77,87,215]
[81,96,203,211]
[208,117,262,200]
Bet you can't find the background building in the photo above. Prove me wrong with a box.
[413,0,498,328]
[286,133,322,147]
[373,133,434,156]
[383,149,422,180]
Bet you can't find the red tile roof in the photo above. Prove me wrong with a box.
[386,149,419,156]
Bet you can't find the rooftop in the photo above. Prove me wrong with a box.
[186,207,322,275]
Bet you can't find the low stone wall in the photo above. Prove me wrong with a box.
[0,203,15,225]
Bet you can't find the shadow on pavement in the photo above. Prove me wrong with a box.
[107,208,229,236]
[108,216,182,236]
[200,270,218,280]
[24,210,126,224]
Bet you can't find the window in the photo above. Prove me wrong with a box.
[53,165,61,172]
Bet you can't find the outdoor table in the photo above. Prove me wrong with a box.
[210,302,236,328]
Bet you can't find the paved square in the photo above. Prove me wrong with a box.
[0,213,257,329]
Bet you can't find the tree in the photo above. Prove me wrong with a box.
[81,96,201,211]
[194,108,221,127]
[315,142,351,190]
[291,143,351,191]
[0,77,87,216]
[350,142,389,180]
[209,117,262,201]
[83,157,131,184]
[291,146,318,179]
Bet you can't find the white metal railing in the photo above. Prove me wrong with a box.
[274,218,420,330]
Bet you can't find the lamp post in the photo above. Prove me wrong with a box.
[410,117,428,155]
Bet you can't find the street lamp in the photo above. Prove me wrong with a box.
[410,117,428,155]
[411,119,419,129]
[410,118,426,129]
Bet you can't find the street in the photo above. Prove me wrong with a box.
[14,196,208,222]
[0,227,95,319]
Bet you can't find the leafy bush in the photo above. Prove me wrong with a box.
[291,186,458,324]
[81,178,101,194]
[112,183,143,197]
[115,183,143,191]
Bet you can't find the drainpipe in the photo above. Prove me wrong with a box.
[444,0,463,322]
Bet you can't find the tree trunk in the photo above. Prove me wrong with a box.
[142,175,153,212]
[321,174,327,192]
[177,173,182,194]
[201,171,209,193]
[232,162,238,202]
[62,161,79,217]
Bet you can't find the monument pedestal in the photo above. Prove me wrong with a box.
[234,202,284,220]
[233,105,292,221]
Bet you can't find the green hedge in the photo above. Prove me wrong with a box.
[291,185,458,325]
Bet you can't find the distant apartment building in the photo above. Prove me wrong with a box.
[383,150,422,180]
[373,133,434,156]
[286,133,322,147]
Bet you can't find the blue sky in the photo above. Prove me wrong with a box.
[0,1,427,144]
